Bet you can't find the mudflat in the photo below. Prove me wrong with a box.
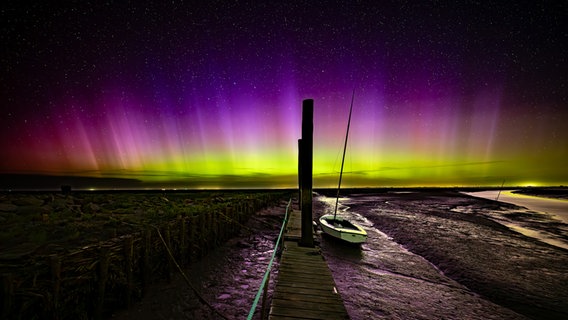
[317,190,568,320]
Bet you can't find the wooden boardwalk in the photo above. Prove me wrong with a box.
[269,210,349,319]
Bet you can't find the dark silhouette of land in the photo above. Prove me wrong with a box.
[0,174,143,190]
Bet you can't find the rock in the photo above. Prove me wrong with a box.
[236,240,251,248]
[51,198,68,210]
[13,196,43,206]
[217,293,231,300]
[0,203,18,212]
[82,202,100,214]
[16,205,40,216]
[0,212,15,221]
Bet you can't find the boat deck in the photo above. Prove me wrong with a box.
[269,209,349,319]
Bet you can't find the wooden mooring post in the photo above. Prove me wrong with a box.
[298,138,303,208]
[268,99,350,319]
[300,99,314,247]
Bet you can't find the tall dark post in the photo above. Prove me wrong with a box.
[298,139,302,209]
[300,99,314,247]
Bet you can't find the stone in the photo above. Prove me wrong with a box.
[82,202,100,213]
[217,293,231,300]
[13,196,43,206]
[0,203,18,212]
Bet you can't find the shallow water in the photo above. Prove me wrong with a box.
[463,190,568,250]
[466,190,568,223]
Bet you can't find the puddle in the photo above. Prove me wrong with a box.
[451,205,568,250]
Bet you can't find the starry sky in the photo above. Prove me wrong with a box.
[1,1,567,189]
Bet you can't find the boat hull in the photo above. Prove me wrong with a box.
[319,214,367,244]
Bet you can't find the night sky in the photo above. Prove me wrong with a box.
[1,1,567,188]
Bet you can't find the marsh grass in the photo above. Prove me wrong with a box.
[0,191,287,256]
[0,190,289,318]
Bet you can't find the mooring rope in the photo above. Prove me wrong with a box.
[218,210,255,232]
[119,198,292,320]
[218,210,282,244]
[153,225,230,320]
[246,198,292,320]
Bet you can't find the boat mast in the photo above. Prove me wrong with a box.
[334,90,355,220]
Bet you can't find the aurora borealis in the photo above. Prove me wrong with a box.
[1,1,567,189]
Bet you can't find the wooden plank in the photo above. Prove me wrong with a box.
[275,272,337,285]
[284,210,303,240]
[271,298,348,313]
[273,290,343,304]
[276,272,334,283]
[274,285,336,294]
[281,249,322,259]
[279,262,327,271]
[269,237,350,320]
[280,258,328,267]
[270,304,349,320]
[271,291,342,304]
[280,258,326,267]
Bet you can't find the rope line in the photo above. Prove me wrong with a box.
[154,225,230,320]
[218,210,254,232]
[246,198,292,320]
[120,219,231,318]
[218,211,280,243]
[119,198,292,320]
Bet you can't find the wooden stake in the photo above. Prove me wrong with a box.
[189,215,196,261]
[1,274,13,319]
[300,99,314,247]
[179,217,187,265]
[123,236,133,306]
[95,245,110,320]
[50,255,61,319]
[165,225,173,281]
[142,229,151,294]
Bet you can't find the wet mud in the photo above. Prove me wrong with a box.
[111,199,289,319]
[317,191,568,320]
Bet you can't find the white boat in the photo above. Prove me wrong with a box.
[319,91,367,244]
[319,214,367,244]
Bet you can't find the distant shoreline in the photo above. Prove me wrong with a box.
[1,173,566,195]
[513,188,568,200]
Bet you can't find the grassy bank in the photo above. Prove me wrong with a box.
[0,190,290,319]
